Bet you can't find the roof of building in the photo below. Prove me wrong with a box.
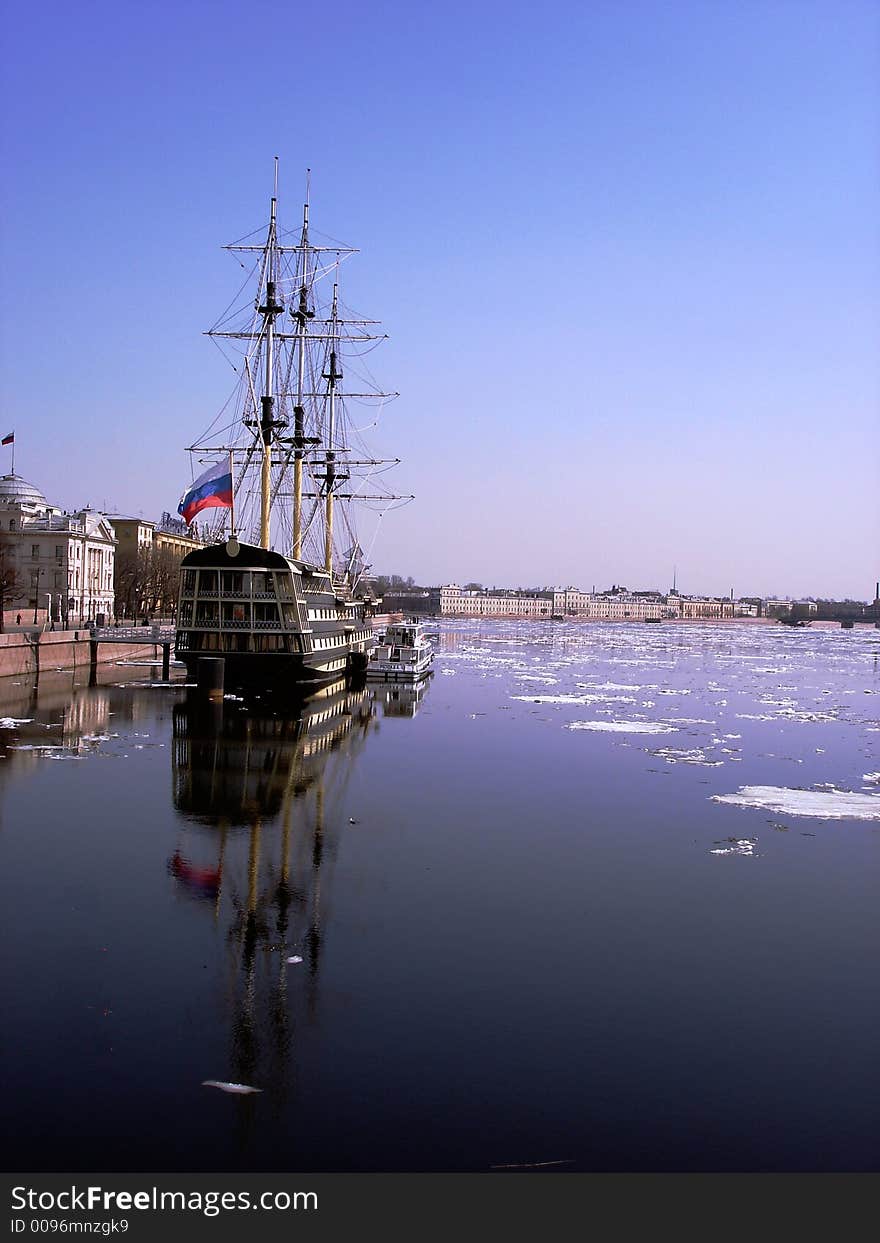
[0,473,49,506]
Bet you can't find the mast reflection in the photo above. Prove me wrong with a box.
[169,679,377,1110]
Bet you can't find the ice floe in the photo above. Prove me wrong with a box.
[649,746,724,766]
[567,720,678,734]
[201,1080,262,1095]
[711,786,880,820]
[709,838,758,857]
[511,694,635,705]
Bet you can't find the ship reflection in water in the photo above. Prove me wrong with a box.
[168,674,423,1108]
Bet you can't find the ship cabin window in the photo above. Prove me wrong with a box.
[250,571,272,596]
[178,602,193,625]
[282,606,298,628]
[254,603,279,625]
[199,570,218,593]
[221,571,244,594]
[196,601,218,624]
[181,569,197,595]
[222,602,248,625]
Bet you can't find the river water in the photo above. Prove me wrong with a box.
[1,619,877,1172]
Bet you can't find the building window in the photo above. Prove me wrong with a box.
[32,545,39,558]
[55,546,63,559]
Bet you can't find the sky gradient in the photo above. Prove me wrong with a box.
[1,0,877,598]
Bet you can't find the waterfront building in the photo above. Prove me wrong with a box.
[437,584,554,617]
[764,598,818,619]
[0,474,116,626]
[110,512,205,620]
[433,581,737,621]
[668,595,736,620]
[551,587,669,620]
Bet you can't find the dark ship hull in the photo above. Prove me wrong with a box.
[175,541,374,691]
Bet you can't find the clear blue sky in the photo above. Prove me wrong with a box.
[1,0,877,598]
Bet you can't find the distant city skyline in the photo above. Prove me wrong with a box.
[1,1,876,600]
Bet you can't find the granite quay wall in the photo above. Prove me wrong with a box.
[0,631,163,680]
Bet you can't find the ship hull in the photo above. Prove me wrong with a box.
[174,541,374,695]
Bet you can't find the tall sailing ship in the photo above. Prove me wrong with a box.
[175,164,408,690]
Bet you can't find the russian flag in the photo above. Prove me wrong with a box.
[178,459,233,525]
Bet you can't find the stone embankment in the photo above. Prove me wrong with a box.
[0,630,160,679]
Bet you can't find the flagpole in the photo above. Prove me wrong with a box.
[229,450,235,538]
[11,435,14,475]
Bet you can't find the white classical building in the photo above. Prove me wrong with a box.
[435,582,736,621]
[0,474,116,626]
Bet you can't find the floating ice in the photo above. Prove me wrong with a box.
[201,1080,262,1095]
[9,744,64,752]
[711,786,880,820]
[286,955,304,964]
[567,720,678,734]
[577,681,642,691]
[649,746,723,766]
[511,694,635,705]
[709,838,758,856]
[0,717,33,728]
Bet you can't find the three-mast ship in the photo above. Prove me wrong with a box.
[175,164,408,690]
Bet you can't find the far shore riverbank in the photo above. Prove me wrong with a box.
[416,615,875,628]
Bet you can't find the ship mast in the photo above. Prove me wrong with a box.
[258,160,284,549]
[292,173,313,560]
[323,284,341,576]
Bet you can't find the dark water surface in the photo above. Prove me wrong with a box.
[1,621,878,1172]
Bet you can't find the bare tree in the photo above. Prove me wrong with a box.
[0,535,27,633]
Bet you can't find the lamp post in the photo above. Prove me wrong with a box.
[32,568,40,625]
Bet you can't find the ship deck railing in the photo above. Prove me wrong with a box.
[185,619,293,631]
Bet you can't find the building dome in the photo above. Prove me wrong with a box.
[0,473,49,507]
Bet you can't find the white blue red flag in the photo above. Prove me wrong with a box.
[178,460,233,526]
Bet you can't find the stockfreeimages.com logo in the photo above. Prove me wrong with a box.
[11,1186,318,1218]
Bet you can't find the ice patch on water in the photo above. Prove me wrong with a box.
[567,720,678,734]
[861,772,880,784]
[711,786,880,820]
[577,681,641,691]
[775,708,840,723]
[710,838,758,857]
[649,746,724,766]
[0,717,33,728]
[511,693,635,705]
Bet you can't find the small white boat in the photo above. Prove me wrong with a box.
[367,620,434,681]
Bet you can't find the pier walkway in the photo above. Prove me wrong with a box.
[90,625,176,680]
